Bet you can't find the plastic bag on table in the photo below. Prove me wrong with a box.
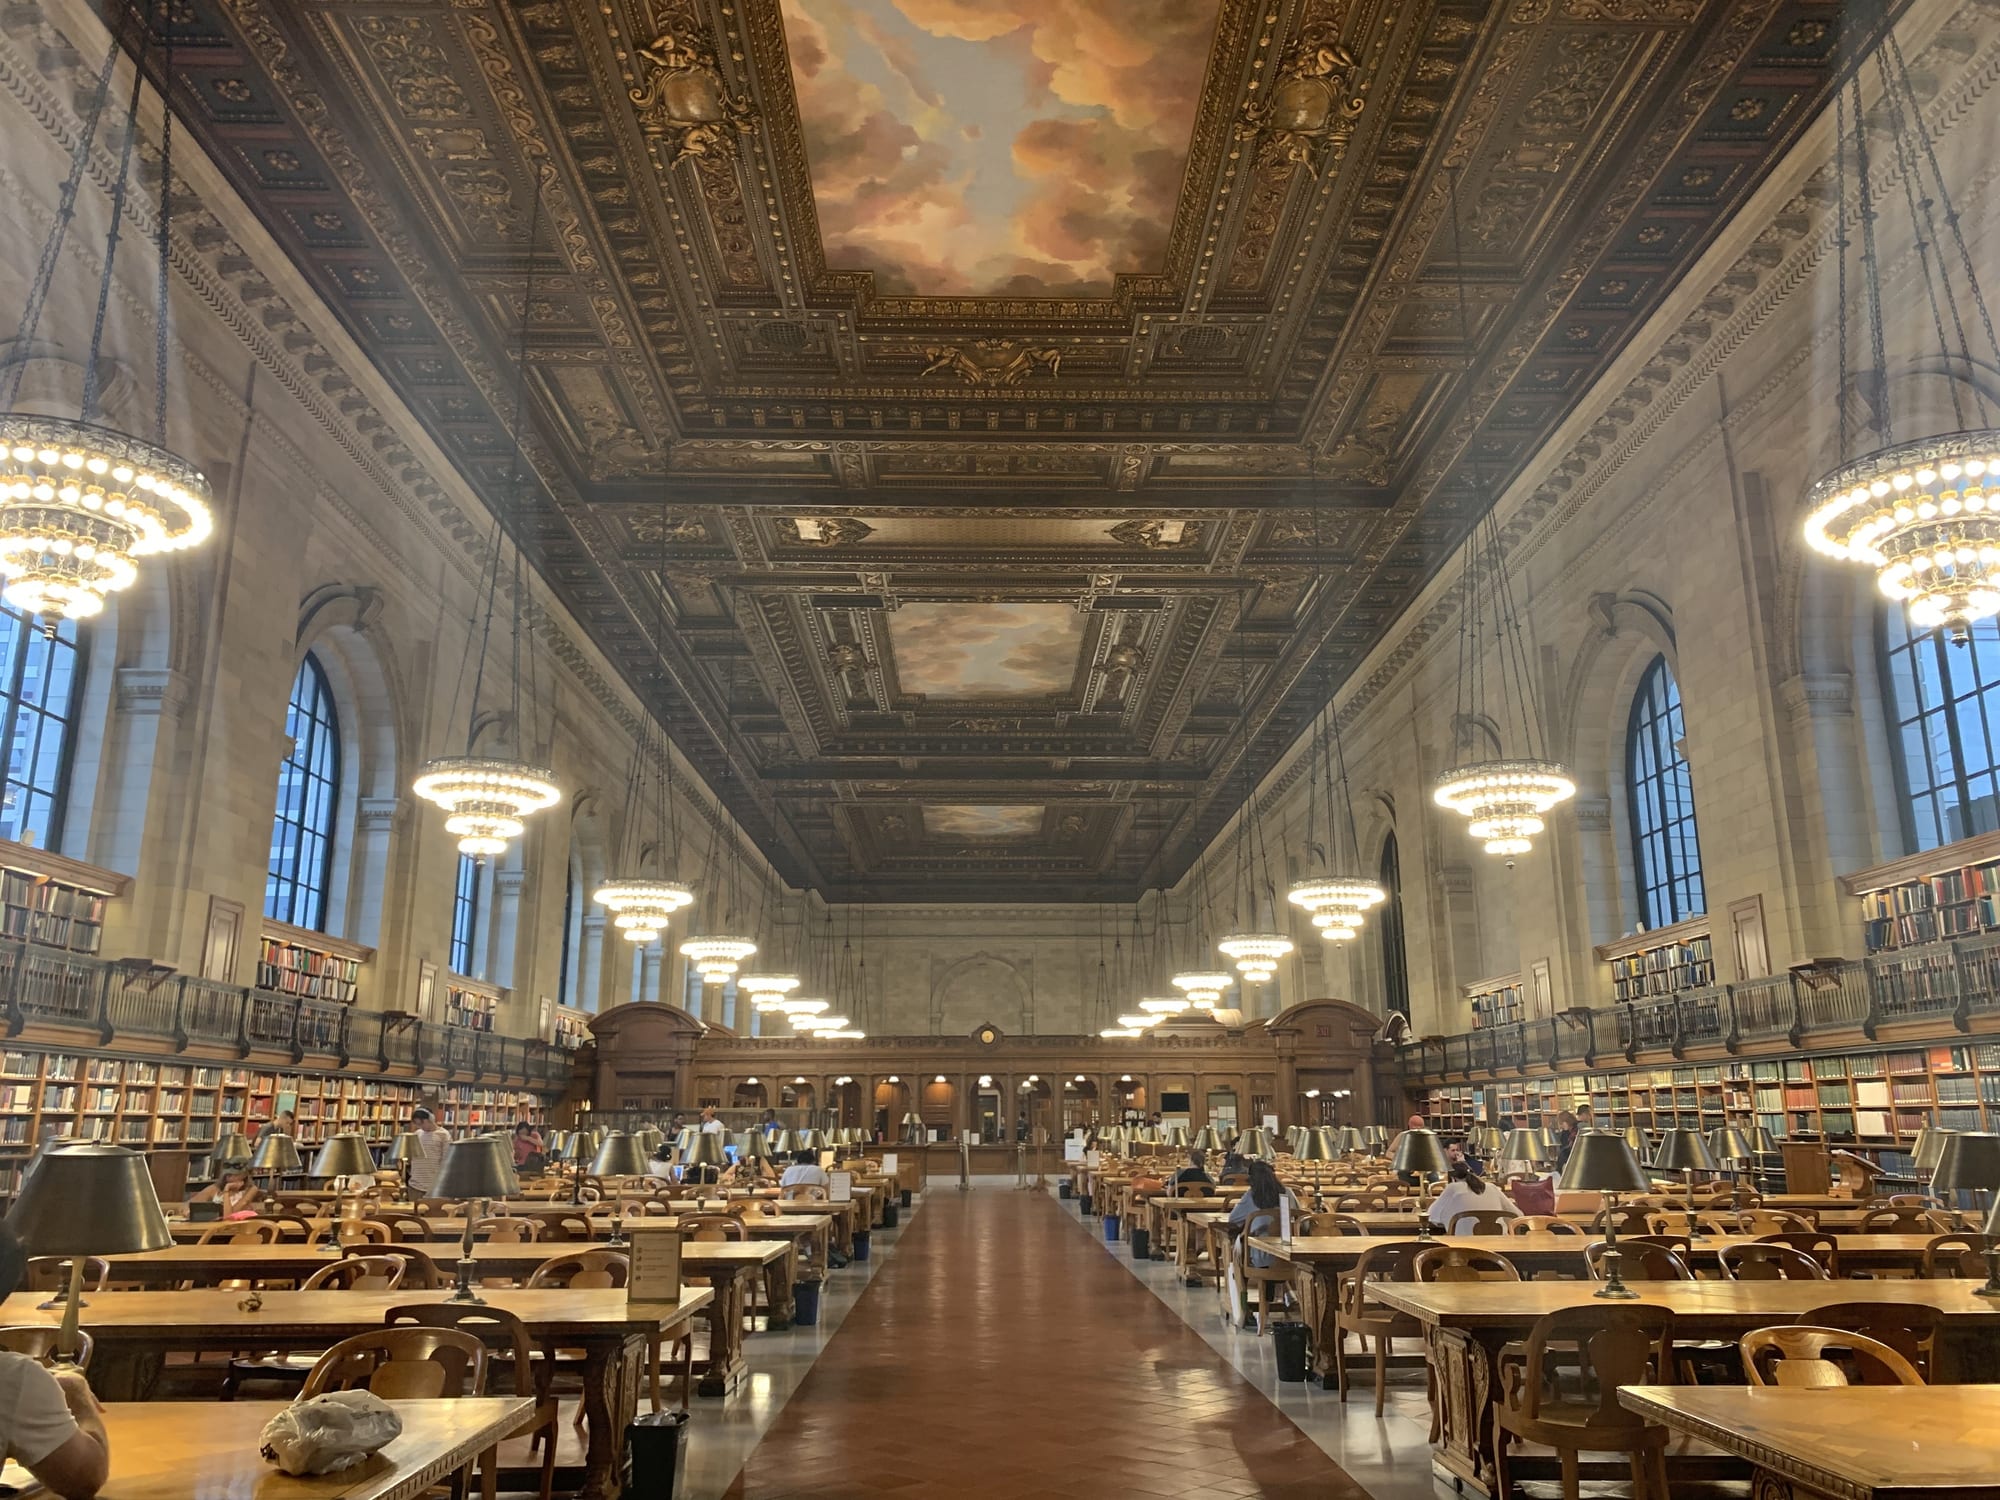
[259,1390,405,1475]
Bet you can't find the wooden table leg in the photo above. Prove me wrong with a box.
[576,1333,647,1500]
[1424,1325,1503,1496]
[696,1267,750,1397]
[762,1249,795,1332]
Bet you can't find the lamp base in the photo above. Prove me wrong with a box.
[1592,1281,1642,1300]
[448,1257,487,1305]
[1978,1248,2000,1298]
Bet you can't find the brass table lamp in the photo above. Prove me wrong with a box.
[1239,1128,1276,1161]
[591,1132,649,1245]
[1499,1128,1551,1170]
[1931,1132,2000,1248]
[1707,1125,1752,1196]
[1653,1128,1718,1239]
[682,1130,729,1189]
[1297,1127,1337,1162]
[250,1130,303,1180]
[210,1129,252,1173]
[1390,1128,1450,1240]
[312,1133,380,1249]
[1334,1125,1366,1156]
[10,1145,172,1360]
[1621,1125,1650,1163]
[1189,1126,1224,1153]
[386,1133,421,1199]
[1161,1124,1191,1151]
[433,1137,515,1303]
[566,1129,601,1204]
[1558,1133,1651,1297]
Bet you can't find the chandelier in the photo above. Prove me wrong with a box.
[0,7,215,622]
[679,935,756,984]
[414,758,561,858]
[1099,1027,1142,1039]
[1431,174,1571,865]
[792,1012,848,1032]
[1137,996,1185,1016]
[1802,43,2000,644]
[591,877,693,944]
[1217,933,1292,984]
[1115,1012,1160,1029]
[738,973,800,1011]
[821,1029,866,1040]
[1286,875,1385,938]
[776,997,827,1018]
[415,154,558,858]
[1171,970,1232,1009]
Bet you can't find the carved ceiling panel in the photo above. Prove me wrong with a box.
[139,0,1890,897]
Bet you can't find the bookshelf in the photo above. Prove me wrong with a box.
[552,1005,590,1051]
[1843,830,2000,953]
[0,1043,553,1205]
[1465,972,1525,1031]
[0,841,127,957]
[443,977,501,1032]
[256,921,371,1006]
[1597,916,1714,1004]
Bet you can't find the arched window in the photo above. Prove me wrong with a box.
[1881,611,2000,850]
[1379,833,1409,1019]
[1625,656,1705,926]
[264,653,341,930]
[556,860,578,1006]
[0,607,81,848]
[450,853,482,976]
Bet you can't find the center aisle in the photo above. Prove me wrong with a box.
[722,1189,1373,1500]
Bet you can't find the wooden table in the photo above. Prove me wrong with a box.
[1619,1384,2000,1499]
[0,1287,709,1500]
[1254,1232,1944,1277]
[1367,1280,2000,1497]
[0,1399,534,1500]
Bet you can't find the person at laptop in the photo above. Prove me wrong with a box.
[0,1226,109,1498]
[780,1148,829,1191]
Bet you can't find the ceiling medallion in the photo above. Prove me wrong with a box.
[679,935,757,984]
[591,877,695,945]
[627,17,754,163]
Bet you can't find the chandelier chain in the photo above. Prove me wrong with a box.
[152,7,172,445]
[1836,82,1852,461]
[1876,52,1965,432]
[78,18,154,424]
[1853,74,1893,450]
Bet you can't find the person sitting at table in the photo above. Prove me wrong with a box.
[190,1167,261,1219]
[0,1226,109,1499]
[1225,1160,1296,1268]
[780,1148,829,1191]
[1217,1149,1248,1184]
[1174,1149,1212,1188]
[1427,1161,1521,1231]
[511,1120,545,1173]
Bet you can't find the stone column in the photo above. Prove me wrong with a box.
[641,945,664,1005]
[491,868,526,990]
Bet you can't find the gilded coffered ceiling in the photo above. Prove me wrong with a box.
[135,0,1887,898]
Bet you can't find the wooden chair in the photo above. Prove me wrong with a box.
[1588,1204,1651,1236]
[1173,1181,1213,1198]
[1413,1246,1520,1283]
[1334,1194,1392,1212]
[23,1256,110,1294]
[1507,1216,1584,1236]
[1447,1209,1515,1236]
[1331,1241,1423,1416]
[1859,1205,1934,1233]
[1294,1212,1367,1236]
[1921,1233,1988,1279]
[384,1246,444,1290]
[1737,1209,1815,1235]
[1644,1211,1738,1237]
[526,1250,630,1289]
[1491,1304,1675,1500]
[196,1218,282,1245]
[387,1303,559,1500]
[1756,1232,1841,1279]
[0,1325,93,1370]
[373,1212,435,1243]
[536,1213,595,1243]
[301,1326,489,1400]
[1230,1207,1295,1333]
[1740,1326,1925,1388]
[1716,1243,1828,1282]
[335,1220,394,1248]
[1804,1301,1944,1383]
[1584,1241,1691,1282]
[301,1254,407,1292]
[264,1211,329,1247]
[779,1184,829,1203]
[474,1217,543,1244]
[679,1215,746,1241]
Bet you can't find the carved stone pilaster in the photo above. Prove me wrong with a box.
[358,796,404,833]
[113,667,192,721]
[1779,672,1854,725]
[1574,797,1612,834]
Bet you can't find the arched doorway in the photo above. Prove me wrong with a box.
[1016,1075,1054,1143]
[872,1076,911,1142]
[731,1079,768,1113]
[828,1077,863,1130]
[1061,1075,1099,1133]
[917,1075,953,1141]
[780,1078,816,1113]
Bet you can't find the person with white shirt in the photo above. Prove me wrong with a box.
[779,1148,829,1190]
[1427,1162,1522,1231]
[406,1106,450,1200]
[0,1227,108,1499]
[698,1106,726,1135]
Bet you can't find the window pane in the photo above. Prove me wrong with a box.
[1880,611,2000,853]
[0,609,78,849]
[1626,657,1706,928]
[451,852,483,977]
[262,655,341,931]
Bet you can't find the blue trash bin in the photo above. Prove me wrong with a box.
[1103,1213,1121,1242]
[793,1279,823,1326]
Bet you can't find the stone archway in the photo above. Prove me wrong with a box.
[930,952,1030,1036]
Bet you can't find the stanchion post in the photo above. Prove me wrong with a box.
[958,1135,971,1192]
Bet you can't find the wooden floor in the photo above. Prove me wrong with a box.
[722,1189,1371,1500]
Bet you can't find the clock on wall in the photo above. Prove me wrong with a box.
[975,1025,1001,1047]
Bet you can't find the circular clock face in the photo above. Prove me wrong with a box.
[978,1026,998,1046]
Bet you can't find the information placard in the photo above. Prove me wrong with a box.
[625,1224,683,1304]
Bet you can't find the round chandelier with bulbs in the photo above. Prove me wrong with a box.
[0,418,213,620]
[1217,932,1292,983]
[1804,433,2000,639]
[1137,996,1186,1015]
[1115,1012,1160,1029]
[590,877,694,945]
[1171,971,1232,1009]
[1286,875,1385,942]
[1099,1027,1142,1038]
[679,935,756,983]
[776,997,827,1018]
[738,973,800,1011]
[1432,760,1576,859]
[414,757,563,857]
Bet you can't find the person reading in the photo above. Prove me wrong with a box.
[1174,1150,1212,1188]
[0,1226,109,1499]
[1427,1162,1522,1230]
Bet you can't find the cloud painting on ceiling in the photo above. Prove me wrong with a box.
[888,602,1084,698]
[778,0,1222,296]
[925,804,1043,840]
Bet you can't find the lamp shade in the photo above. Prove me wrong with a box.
[1984,1193,2000,1238]
[1914,1127,1957,1172]
[432,1136,514,1200]
[1240,1128,1277,1160]
[1557,1132,1650,1194]
[1390,1128,1449,1179]
[1297,1127,1336,1162]
[792,1129,826,1152]
[767,1129,794,1155]
[311,1134,377,1180]
[1707,1126,1752,1165]
[1161,1124,1190,1150]
[1932,1132,2000,1193]
[591,1132,650,1177]
[736,1130,773,1161]
[1469,1125,1504,1153]
[1190,1126,1224,1152]
[1334,1125,1366,1154]
[543,1130,570,1158]
[1499,1128,1550,1166]
[670,1127,697,1158]
[635,1128,664,1159]
[249,1133,304,1174]
[1366,1125,1389,1147]
[1622,1126,1651,1163]
[9,1145,172,1256]
[1653,1128,1717,1173]
[211,1130,253,1167]
[389,1133,422,1166]
[1747,1124,1778,1154]
[684,1132,730,1170]
[901,1112,922,1127]
[566,1130,601,1164]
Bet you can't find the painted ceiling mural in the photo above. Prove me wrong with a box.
[924,805,1044,840]
[777,0,1222,295]
[886,602,1085,697]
